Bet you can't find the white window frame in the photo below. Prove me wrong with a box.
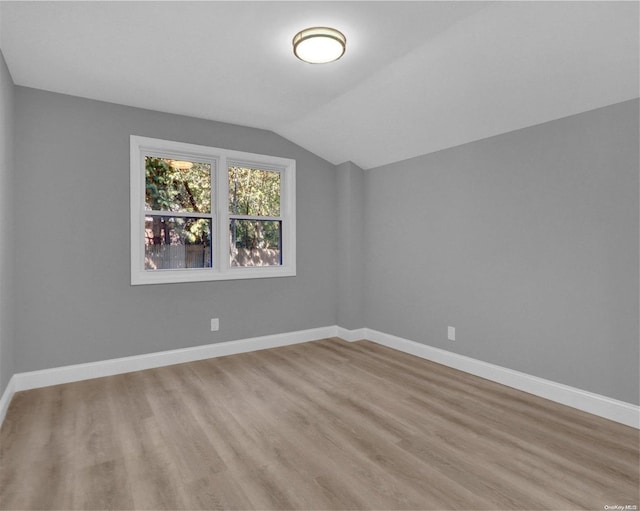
[130,135,296,285]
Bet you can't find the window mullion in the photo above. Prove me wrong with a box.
[218,156,229,273]
[210,158,218,271]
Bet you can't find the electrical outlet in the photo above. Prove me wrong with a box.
[211,318,220,331]
[448,326,455,341]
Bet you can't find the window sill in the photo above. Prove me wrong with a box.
[131,266,296,285]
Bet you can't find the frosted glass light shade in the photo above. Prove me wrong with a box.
[293,27,346,64]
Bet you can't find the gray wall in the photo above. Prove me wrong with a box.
[7,85,638,407]
[364,99,639,404]
[0,49,15,396]
[336,161,365,330]
[13,87,339,373]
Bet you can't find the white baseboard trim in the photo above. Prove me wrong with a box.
[357,328,639,429]
[0,375,16,426]
[336,326,367,342]
[12,326,339,393]
[2,325,637,430]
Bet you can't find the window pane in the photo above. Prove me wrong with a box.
[229,219,281,267]
[145,216,212,270]
[228,166,280,217]
[145,157,211,214]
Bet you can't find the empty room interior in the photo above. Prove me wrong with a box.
[0,1,639,510]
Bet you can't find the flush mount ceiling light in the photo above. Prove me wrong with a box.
[293,27,346,64]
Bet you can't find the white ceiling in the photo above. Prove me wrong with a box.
[1,1,638,169]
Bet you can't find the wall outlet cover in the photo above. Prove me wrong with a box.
[448,326,455,341]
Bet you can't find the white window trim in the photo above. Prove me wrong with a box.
[130,135,296,285]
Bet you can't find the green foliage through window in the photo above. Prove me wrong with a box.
[145,157,211,214]
[228,166,280,217]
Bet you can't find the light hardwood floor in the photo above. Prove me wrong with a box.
[1,338,638,510]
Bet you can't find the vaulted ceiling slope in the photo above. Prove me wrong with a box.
[1,1,638,169]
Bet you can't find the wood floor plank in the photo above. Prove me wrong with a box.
[236,350,486,509]
[1,338,638,510]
